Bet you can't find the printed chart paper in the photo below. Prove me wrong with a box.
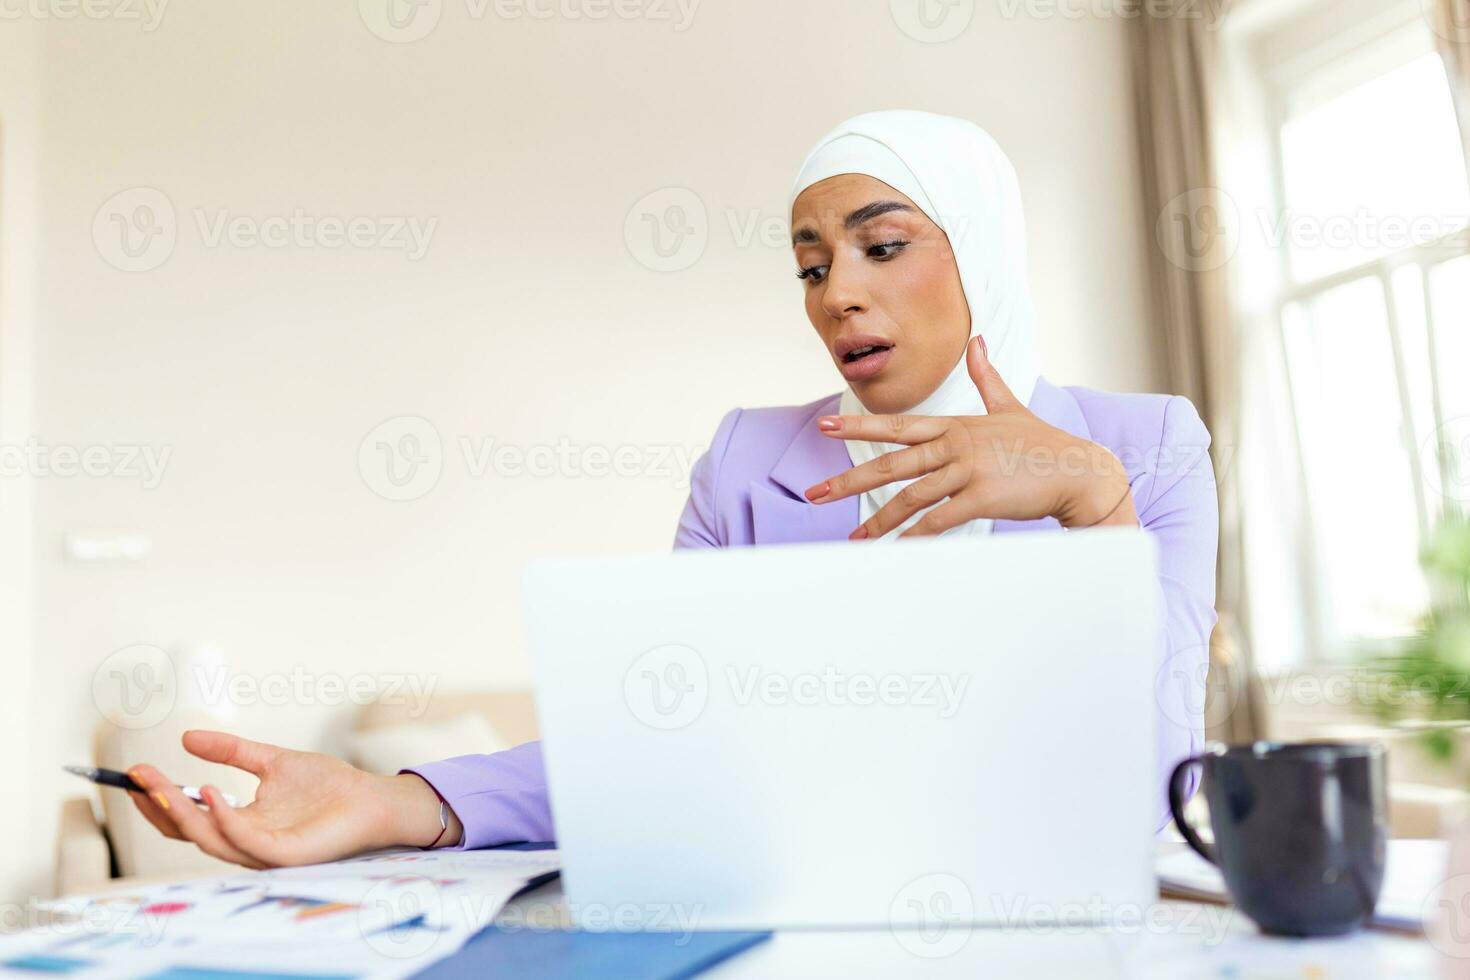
[3,848,561,980]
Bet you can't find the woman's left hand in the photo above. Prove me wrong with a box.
[126,730,460,869]
[804,336,1138,538]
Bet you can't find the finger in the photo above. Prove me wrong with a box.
[182,729,280,778]
[128,765,219,848]
[126,786,184,841]
[142,774,264,869]
[898,500,973,538]
[852,468,964,540]
[966,335,1022,414]
[126,764,181,811]
[201,785,275,869]
[815,413,950,446]
[806,440,950,503]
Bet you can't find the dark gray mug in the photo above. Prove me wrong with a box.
[1169,741,1388,937]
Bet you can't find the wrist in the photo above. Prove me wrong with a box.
[1059,446,1137,529]
[382,773,461,849]
[1086,483,1139,527]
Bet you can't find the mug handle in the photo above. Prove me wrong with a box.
[1168,755,1217,866]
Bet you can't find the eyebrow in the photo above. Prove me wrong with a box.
[791,200,916,246]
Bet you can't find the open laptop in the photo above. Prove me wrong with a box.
[521,528,1161,932]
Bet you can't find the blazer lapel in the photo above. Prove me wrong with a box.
[749,379,1090,543]
[751,397,859,544]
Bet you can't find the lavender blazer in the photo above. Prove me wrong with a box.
[407,376,1219,843]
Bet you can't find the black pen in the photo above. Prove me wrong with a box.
[64,765,240,807]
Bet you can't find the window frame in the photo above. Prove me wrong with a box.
[1253,7,1470,660]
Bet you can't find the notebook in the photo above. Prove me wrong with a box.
[1156,839,1448,931]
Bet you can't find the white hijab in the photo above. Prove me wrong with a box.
[788,110,1041,539]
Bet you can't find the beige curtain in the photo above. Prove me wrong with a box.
[1430,0,1470,181]
[1127,0,1260,743]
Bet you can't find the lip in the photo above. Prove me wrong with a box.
[833,333,895,360]
[837,345,895,382]
[833,332,896,383]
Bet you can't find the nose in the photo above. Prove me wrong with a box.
[819,253,869,321]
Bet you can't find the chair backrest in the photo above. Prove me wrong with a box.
[353,688,538,744]
[92,715,258,879]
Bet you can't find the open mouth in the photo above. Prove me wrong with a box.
[835,339,896,382]
[842,344,893,364]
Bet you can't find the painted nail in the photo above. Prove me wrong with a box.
[977,334,988,359]
[817,417,842,432]
[805,481,830,502]
[151,791,170,811]
[849,526,870,540]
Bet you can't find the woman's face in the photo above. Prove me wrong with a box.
[791,174,971,415]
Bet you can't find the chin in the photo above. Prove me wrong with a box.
[846,377,923,416]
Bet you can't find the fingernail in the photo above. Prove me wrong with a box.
[804,481,830,502]
[849,526,869,540]
[151,792,170,811]
[817,417,842,432]
[977,335,988,359]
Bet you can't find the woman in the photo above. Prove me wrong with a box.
[126,110,1217,869]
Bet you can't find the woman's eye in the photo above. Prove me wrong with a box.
[795,265,828,284]
[867,239,910,259]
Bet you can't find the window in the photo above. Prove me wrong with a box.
[1278,52,1470,283]
[1267,15,1470,655]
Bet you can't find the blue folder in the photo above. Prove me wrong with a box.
[411,927,771,980]
[411,842,770,980]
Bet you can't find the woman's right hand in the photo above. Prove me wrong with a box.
[126,729,461,869]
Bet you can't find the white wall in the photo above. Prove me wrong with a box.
[0,16,40,908]
[13,1,1161,899]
